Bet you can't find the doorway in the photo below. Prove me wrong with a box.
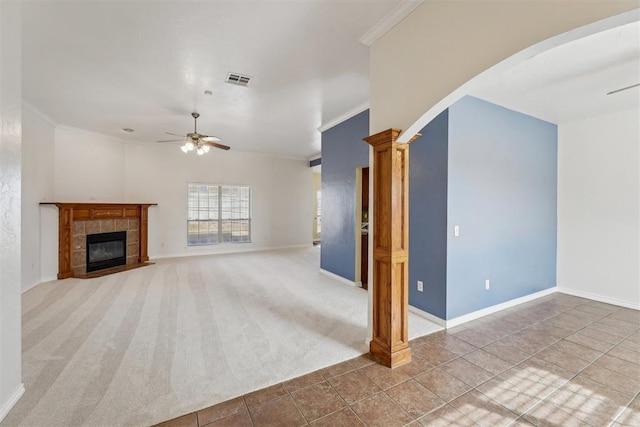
[354,166,369,290]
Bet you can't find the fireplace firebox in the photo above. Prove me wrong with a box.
[86,231,127,273]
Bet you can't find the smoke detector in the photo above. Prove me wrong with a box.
[226,72,251,87]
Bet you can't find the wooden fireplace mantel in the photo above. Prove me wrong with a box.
[40,202,157,279]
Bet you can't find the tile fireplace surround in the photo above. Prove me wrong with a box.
[40,202,156,278]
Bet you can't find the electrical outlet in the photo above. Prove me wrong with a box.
[417,280,424,292]
[485,279,490,290]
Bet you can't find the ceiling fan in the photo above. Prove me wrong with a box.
[157,112,230,155]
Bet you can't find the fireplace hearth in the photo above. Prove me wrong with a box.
[86,231,127,272]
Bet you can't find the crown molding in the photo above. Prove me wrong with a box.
[21,100,57,127]
[359,0,425,46]
[317,102,369,133]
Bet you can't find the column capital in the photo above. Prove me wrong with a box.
[364,128,421,147]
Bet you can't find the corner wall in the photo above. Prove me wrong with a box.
[557,109,640,308]
[0,1,24,421]
[446,97,557,319]
[408,110,449,319]
[320,110,369,281]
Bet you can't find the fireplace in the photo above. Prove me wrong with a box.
[86,231,127,273]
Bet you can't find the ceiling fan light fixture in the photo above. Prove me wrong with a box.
[181,145,189,153]
[185,141,195,151]
[196,147,205,155]
[203,145,210,153]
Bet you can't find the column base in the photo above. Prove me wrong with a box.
[370,338,412,368]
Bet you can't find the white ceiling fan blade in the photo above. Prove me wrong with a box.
[607,83,640,95]
[202,135,222,142]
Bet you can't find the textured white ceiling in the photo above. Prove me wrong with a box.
[22,0,403,158]
[469,21,640,124]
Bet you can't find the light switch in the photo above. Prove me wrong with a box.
[454,225,460,237]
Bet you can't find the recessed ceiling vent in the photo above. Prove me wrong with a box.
[226,72,251,87]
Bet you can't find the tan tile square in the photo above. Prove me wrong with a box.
[326,369,380,404]
[128,218,139,231]
[309,407,364,426]
[588,316,638,338]
[452,328,499,348]
[243,383,287,408]
[284,371,324,393]
[86,220,101,234]
[615,406,640,427]
[100,219,116,232]
[545,387,625,426]
[73,220,85,236]
[608,308,640,324]
[115,218,129,231]
[205,410,252,427]
[319,360,357,379]
[127,229,139,243]
[350,392,414,426]
[412,344,459,366]
[417,404,477,426]
[608,345,640,366]
[414,368,471,402]
[534,346,591,374]
[394,354,436,377]
[127,242,139,257]
[551,339,602,362]
[361,362,412,390]
[565,332,615,352]
[153,412,197,427]
[593,354,640,381]
[483,338,533,364]
[476,378,543,415]
[197,397,246,425]
[579,325,626,345]
[248,395,306,427]
[523,401,589,427]
[619,334,640,352]
[386,379,445,418]
[463,350,512,375]
[350,353,377,369]
[449,390,518,427]
[291,381,345,422]
[441,358,494,387]
[424,335,478,356]
[72,250,86,268]
[72,235,85,250]
[581,364,640,397]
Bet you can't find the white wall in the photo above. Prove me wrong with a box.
[38,127,314,279]
[0,1,25,421]
[370,1,638,139]
[558,109,640,308]
[22,105,55,291]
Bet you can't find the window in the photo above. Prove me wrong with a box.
[187,183,251,246]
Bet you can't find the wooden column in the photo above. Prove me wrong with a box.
[364,128,419,368]
[57,205,75,279]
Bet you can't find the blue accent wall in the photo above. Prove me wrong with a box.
[320,110,369,281]
[446,96,557,319]
[409,110,449,319]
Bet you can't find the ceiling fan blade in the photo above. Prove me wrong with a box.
[165,132,186,137]
[204,141,231,151]
[202,135,222,142]
[157,139,183,143]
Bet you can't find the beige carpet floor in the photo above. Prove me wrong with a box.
[3,246,440,426]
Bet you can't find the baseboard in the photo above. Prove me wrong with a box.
[0,383,25,422]
[445,287,558,329]
[409,305,446,327]
[319,269,359,287]
[151,244,312,260]
[558,287,640,310]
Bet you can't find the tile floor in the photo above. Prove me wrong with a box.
[155,294,640,426]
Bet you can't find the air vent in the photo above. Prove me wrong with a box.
[226,72,251,87]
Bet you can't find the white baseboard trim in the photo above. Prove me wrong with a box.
[319,269,359,287]
[151,244,311,260]
[558,287,640,310]
[445,287,558,329]
[409,305,446,327]
[0,383,25,422]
